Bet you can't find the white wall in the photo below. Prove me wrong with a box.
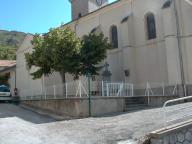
[16,35,42,96]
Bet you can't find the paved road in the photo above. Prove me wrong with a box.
[0,103,168,144]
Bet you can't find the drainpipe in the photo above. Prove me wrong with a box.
[172,0,186,97]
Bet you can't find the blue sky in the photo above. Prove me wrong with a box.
[0,0,116,34]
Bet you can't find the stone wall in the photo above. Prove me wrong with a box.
[21,97,125,117]
[150,120,192,144]
[21,96,178,117]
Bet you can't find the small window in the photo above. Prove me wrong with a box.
[146,13,157,40]
[110,25,118,48]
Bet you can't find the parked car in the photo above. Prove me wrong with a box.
[0,85,12,102]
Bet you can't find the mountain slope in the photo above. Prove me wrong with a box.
[0,30,26,60]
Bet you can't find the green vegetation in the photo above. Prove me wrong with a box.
[25,26,111,82]
[0,30,26,60]
[0,74,10,86]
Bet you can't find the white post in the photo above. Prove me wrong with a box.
[164,106,167,128]
[53,85,56,99]
[102,81,104,97]
[120,83,123,96]
[107,83,109,97]
[41,80,43,97]
[184,84,187,96]
[44,87,47,100]
[131,84,134,96]
[162,83,165,96]
[31,89,34,100]
[79,81,82,98]
[42,74,45,99]
[30,89,33,100]
[65,83,68,98]
[147,82,150,106]
[173,85,177,95]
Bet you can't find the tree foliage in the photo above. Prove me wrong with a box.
[25,26,111,82]
[0,45,17,60]
[74,33,111,78]
[0,73,10,86]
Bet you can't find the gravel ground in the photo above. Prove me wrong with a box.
[0,103,187,144]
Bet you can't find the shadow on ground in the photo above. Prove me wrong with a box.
[0,103,56,124]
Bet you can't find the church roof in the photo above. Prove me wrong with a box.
[0,60,16,67]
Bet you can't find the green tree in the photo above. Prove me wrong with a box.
[25,27,111,82]
[73,33,111,78]
[0,74,10,86]
[25,27,81,83]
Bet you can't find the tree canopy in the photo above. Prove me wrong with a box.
[25,26,111,82]
[75,33,111,78]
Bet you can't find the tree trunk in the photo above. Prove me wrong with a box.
[60,70,66,96]
[60,70,66,84]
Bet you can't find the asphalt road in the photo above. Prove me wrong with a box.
[0,103,190,144]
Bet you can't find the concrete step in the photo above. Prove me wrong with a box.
[124,97,147,112]
[125,97,145,105]
[125,100,145,105]
[125,104,147,111]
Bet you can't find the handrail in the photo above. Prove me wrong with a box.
[163,96,192,128]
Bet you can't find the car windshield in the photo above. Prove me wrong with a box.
[0,86,10,92]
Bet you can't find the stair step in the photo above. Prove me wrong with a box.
[125,106,146,111]
[123,97,147,112]
[126,104,146,107]
[125,103,145,106]
[125,99,145,104]
[125,100,144,103]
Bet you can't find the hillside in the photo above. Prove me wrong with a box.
[0,30,26,60]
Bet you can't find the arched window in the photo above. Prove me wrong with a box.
[110,25,118,48]
[146,13,157,40]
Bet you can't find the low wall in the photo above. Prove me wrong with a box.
[21,96,179,117]
[21,97,124,117]
[150,120,192,144]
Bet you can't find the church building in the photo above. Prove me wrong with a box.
[16,0,192,96]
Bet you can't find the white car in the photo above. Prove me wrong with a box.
[0,85,12,102]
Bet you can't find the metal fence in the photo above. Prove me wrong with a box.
[134,82,181,96]
[163,96,192,128]
[19,80,183,101]
[20,81,134,100]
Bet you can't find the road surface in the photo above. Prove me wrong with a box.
[0,103,175,144]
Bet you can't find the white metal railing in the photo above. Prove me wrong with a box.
[163,96,192,128]
[104,82,133,97]
[19,80,184,101]
[19,81,135,100]
[144,82,180,97]
[19,81,89,100]
[144,82,180,105]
